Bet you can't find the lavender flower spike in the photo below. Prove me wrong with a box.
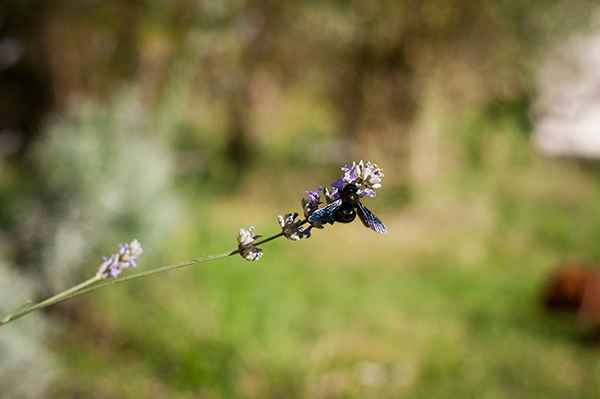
[97,239,143,279]
[340,160,384,197]
[306,160,386,233]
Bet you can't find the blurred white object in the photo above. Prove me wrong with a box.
[532,31,600,158]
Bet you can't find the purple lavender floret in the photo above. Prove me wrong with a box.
[330,178,344,199]
[307,188,321,202]
[301,187,322,219]
[97,239,143,279]
[342,163,359,184]
[361,188,376,198]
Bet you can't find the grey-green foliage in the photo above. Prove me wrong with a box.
[30,89,181,290]
[0,263,56,398]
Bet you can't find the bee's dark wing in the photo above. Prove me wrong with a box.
[308,199,342,225]
[356,202,387,234]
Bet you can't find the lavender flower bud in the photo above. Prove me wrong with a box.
[240,245,263,261]
[278,212,311,240]
[324,187,337,203]
[359,161,384,189]
[237,226,263,261]
[237,226,259,247]
[301,187,322,219]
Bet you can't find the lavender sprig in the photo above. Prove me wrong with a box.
[1,160,386,325]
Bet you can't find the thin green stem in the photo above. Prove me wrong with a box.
[0,225,296,327]
[253,232,284,247]
[1,275,102,325]
[62,249,238,300]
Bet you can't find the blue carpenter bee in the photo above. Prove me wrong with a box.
[308,184,387,234]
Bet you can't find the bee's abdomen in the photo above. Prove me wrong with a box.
[334,207,356,223]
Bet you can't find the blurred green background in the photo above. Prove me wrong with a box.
[2,0,600,398]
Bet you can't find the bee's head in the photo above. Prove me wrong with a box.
[342,183,359,194]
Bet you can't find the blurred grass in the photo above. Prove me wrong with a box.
[45,103,600,398]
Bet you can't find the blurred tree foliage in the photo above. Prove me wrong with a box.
[1,0,596,165]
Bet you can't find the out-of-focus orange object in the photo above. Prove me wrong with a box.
[544,261,600,331]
